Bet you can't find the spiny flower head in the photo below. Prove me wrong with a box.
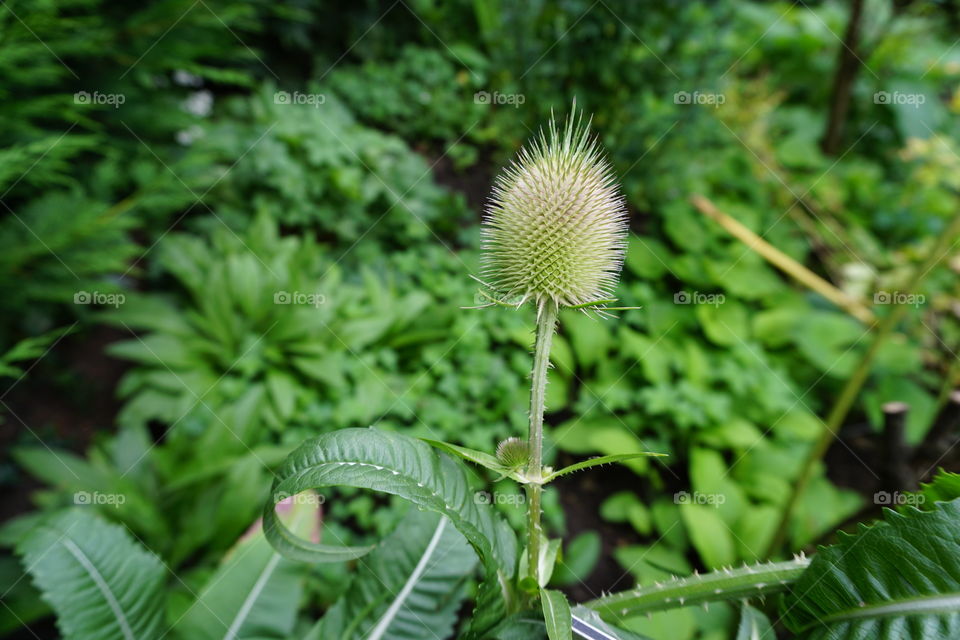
[480,108,628,311]
[496,437,529,469]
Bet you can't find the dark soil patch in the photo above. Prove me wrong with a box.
[0,325,128,523]
[553,457,645,602]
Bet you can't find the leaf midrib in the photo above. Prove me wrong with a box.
[805,591,960,631]
[223,495,313,640]
[62,538,136,640]
[365,517,448,640]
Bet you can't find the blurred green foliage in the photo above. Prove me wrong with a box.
[3,0,960,638]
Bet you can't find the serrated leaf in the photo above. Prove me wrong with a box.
[16,509,165,640]
[174,494,319,640]
[317,508,476,640]
[782,499,960,639]
[263,428,517,639]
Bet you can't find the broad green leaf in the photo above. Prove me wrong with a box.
[600,493,651,536]
[316,508,476,640]
[679,503,736,569]
[695,300,749,347]
[174,493,320,640]
[562,311,610,367]
[570,606,650,640]
[782,499,960,639]
[736,604,775,640]
[551,531,601,587]
[16,509,165,640]
[625,235,671,279]
[263,428,517,638]
[540,588,572,640]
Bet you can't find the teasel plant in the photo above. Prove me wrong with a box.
[471,106,651,592]
[252,108,960,640]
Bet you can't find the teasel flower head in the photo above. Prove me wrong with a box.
[496,437,529,469]
[480,107,628,313]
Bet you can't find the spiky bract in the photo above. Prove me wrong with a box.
[496,437,530,469]
[481,109,628,311]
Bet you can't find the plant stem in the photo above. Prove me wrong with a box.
[526,302,557,587]
[692,195,874,324]
[765,212,960,558]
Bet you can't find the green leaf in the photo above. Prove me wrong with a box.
[782,499,960,639]
[562,311,610,367]
[917,470,960,507]
[317,508,476,640]
[736,604,775,640]
[544,453,666,483]
[263,428,517,638]
[679,503,736,569]
[520,535,561,587]
[570,606,650,640]
[540,588,572,640]
[551,531,601,587]
[174,493,319,640]
[16,509,165,640]
[695,300,749,347]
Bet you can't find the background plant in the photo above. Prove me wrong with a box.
[3,0,960,638]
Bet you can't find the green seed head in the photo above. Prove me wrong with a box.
[496,437,529,469]
[481,108,628,311]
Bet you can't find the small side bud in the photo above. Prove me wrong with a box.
[496,437,530,469]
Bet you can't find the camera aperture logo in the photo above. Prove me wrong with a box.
[274,91,326,108]
[74,291,125,308]
[74,91,126,108]
[674,490,726,506]
[874,291,924,307]
[674,290,725,307]
[474,490,525,506]
[74,491,126,507]
[474,91,525,108]
[874,491,924,507]
[674,90,725,107]
[874,91,925,108]
[274,290,326,308]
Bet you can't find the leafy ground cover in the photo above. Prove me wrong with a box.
[2,1,960,638]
